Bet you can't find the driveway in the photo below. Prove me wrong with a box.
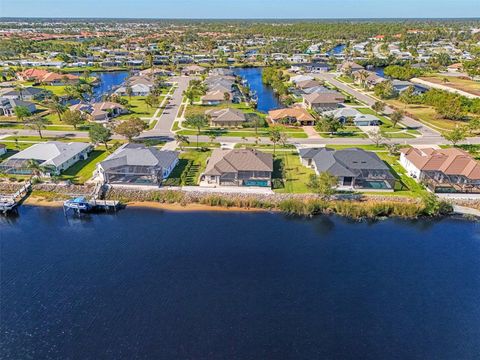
[148,76,191,135]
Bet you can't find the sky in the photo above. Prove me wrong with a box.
[1,0,479,19]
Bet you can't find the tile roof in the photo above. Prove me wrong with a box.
[204,149,273,176]
[401,147,480,179]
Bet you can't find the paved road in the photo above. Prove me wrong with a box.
[311,72,442,139]
[149,76,190,135]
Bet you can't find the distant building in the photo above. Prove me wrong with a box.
[302,92,345,112]
[268,108,315,126]
[70,102,127,122]
[205,108,247,127]
[0,98,36,117]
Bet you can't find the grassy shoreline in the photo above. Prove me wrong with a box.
[15,185,452,220]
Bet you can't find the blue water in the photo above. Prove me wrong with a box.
[329,44,346,55]
[374,67,385,77]
[74,71,129,100]
[91,71,129,99]
[1,207,480,359]
[234,67,282,112]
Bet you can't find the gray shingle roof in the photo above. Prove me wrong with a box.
[100,143,179,171]
[204,148,273,176]
[301,148,392,178]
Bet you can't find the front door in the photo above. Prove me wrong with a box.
[343,177,353,186]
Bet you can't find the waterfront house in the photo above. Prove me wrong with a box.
[322,107,361,124]
[392,80,429,95]
[338,61,364,74]
[295,79,322,90]
[96,143,179,186]
[290,75,314,84]
[70,101,127,122]
[268,108,315,126]
[0,142,92,175]
[400,147,480,193]
[303,62,330,73]
[302,92,345,112]
[115,76,155,96]
[353,113,381,126]
[201,90,230,105]
[201,148,273,187]
[0,98,36,117]
[299,147,395,191]
[182,65,207,76]
[0,87,50,101]
[17,69,80,85]
[352,71,386,89]
[205,108,247,127]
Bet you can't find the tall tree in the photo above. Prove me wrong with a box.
[114,117,147,142]
[62,109,84,130]
[390,110,404,128]
[315,114,343,135]
[269,127,282,156]
[308,172,338,199]
[24,116,50,139]
[44,96,66,122]
[89,123,112,149]
[184,115,207,149]
[444,127,467,146]
[14,106,31,122]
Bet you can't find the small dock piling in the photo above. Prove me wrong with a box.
[0,181,32,215]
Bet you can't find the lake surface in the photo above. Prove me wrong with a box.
[74,71,129,100]
[91,71,129,100]
[329,44,346,56]
[1,207,480,359]
[234,67,282,112]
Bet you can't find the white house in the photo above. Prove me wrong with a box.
[0,142,92,175]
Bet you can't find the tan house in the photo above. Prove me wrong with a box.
[201,90,230,105]
[182,65,207,76]
[201,148,273,187]
[302,92,345,112]
[17,69,79,85]
[338,61,364,74]
[70,101,127,122]
[268,108,315,126]
[400,147,480,193]
[205,108,247,127]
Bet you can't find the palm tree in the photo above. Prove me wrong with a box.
[24,115,50,139]
[356,70,370,88]
[209,133,217,146]
[174,134,189,150]
[26,159,43,178]
[184,115,207,149]
[390,110,404,128]
[44,96,66,122]
[269,128,282,156]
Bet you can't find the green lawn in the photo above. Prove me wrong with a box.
[178,129,308,138]
[184,103,265,119]
[60,150,109,184]
[273,152,316,193]
[163,150,211,186]
[116,96,161,120]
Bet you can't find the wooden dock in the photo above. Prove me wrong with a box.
[63,194,121,216]
[0,181,32,214]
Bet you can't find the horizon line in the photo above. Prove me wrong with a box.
[1,16,480,21]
